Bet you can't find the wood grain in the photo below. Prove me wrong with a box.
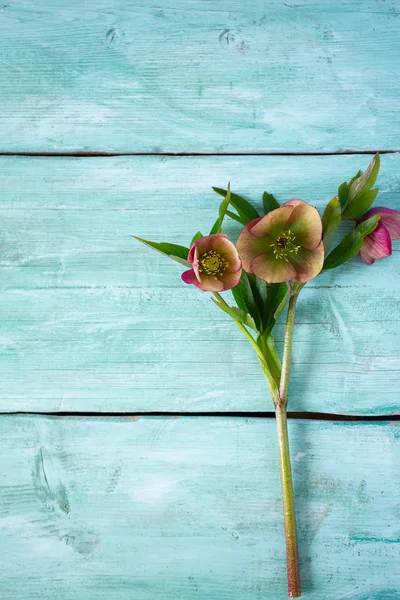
[2,153,399,414]
[0,0,399,152]
[0,415,399,599]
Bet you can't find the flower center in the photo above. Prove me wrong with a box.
[198,250,229,277]
[270,230,300,261]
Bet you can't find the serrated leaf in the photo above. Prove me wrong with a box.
[133,237,190,267]
[342,155,380,219]
[262,192,280,215]
[212,299,257,330]
[213,187,260,223]
[322,196,341,252]
[323,214,380,270]
[190,231,204,246]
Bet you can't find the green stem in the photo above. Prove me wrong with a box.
[275,403,301,598]
[277,287,302,596]
[279,292,298,405]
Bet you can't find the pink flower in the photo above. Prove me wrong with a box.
[359,207,400,265]
[181,234,242,292]
[236,199,324,283]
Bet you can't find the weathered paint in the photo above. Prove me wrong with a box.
[1,154,399,413]
[0,1,399,152]
[0,415,399,599]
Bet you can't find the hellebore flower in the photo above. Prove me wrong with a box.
[236,200,324,283]
[181,234,242,292]
[359,207,400,265]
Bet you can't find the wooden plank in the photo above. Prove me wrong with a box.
[1,153,399,414]
[0,0,399,152]
[0,415,399,599]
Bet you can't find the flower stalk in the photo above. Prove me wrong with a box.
[274,286,302,598]
[275,402,301,598]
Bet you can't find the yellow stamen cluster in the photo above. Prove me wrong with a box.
[198,250,229,278]
[271,230,300,262]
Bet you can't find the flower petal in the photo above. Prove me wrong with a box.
[288,241,324,283]
[285,201,323,250]
[359,222,392,265]
[181,267,225,291]
[220,269,242,290]
[363,207,400,240]
[214,235,242,272]
[181,268,199,285]
[281,199,304,208]
[250,206,294,239]
[236,222,272,272]
[195,274,225,292]
[193,233,229,255]
[250,251,297,283]
[190,244,202,280]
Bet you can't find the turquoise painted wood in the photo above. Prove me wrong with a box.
[1,1,400,596]
[0,415,399,599]
[0,1,399,152]
[1,154,399,414]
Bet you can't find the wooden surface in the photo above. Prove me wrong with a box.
[1,1,400,598]
[0,0,399,152]
[1,154,399,414]
[1,416,400,599]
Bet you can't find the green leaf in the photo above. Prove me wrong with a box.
[212,299,257,330]
[338,170,363,212]
[262,282,290,335]
[225,209,248,225]
[342,154,380,219]
[219,182,231,223]
[338,181,350,212]
[133,237,190,267]
[262,192,280,215]
[190,231,204,246]
[213,187,260,224]
[209,217,220,235]
[258,333,281,385]
[323,214,380,270]
[210,182,232,234]
[349,170,362,188]
[231,271,262,331]
[247,272,267,308]
[343,188,378,220]
[321,196,341,253]
[349,154,380,201]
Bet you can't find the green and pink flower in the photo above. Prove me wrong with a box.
[359,207,400,264]
[181,233,242,292]
[236,200,324,283]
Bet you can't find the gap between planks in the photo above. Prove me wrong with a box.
[0,150,399,157]
[1,411,399,421]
